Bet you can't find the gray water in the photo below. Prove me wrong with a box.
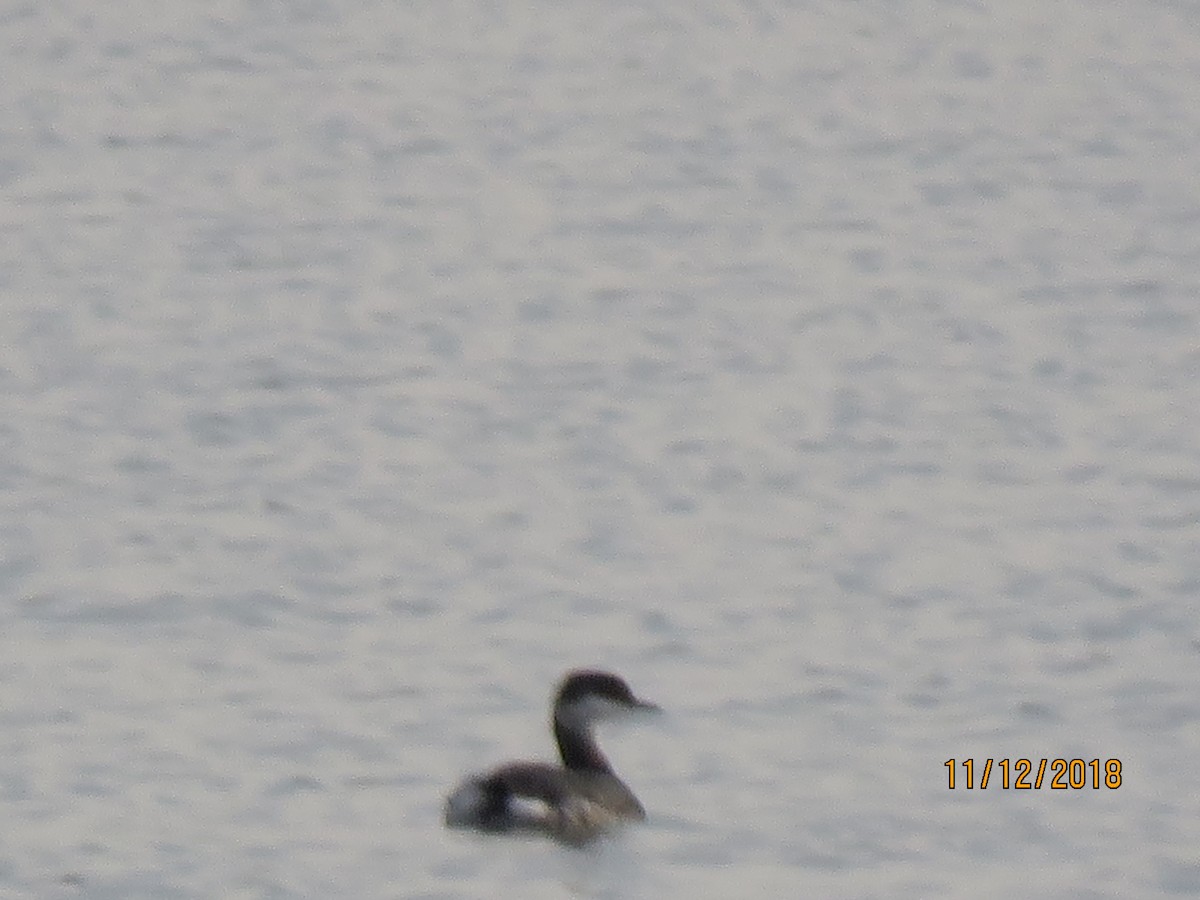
[2,1,1199,897]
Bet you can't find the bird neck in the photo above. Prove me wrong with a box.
[553,715,613,773]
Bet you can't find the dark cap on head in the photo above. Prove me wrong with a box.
[555,669,657,710]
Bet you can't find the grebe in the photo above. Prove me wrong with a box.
[444,669,659,844]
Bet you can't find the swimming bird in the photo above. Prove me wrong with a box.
[444,669,659,844]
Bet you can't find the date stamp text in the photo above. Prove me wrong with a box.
[944,758,1122,789]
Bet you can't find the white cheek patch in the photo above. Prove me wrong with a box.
[559,695,630,728]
